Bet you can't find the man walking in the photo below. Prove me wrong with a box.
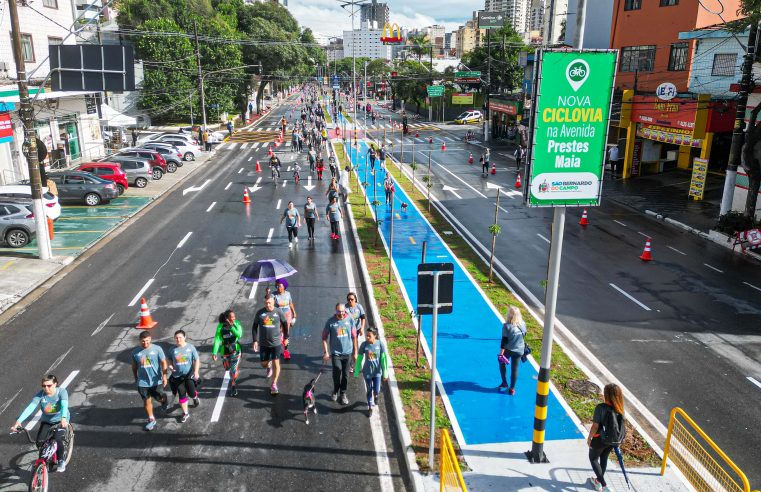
[131,331,168,431]
[608,145,620,176]
[322,303,357,405]
[252,295,289,396]
[131,129,138,147]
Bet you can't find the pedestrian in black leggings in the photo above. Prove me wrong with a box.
[588,384,626,492]
[303,196,319,240]
[325,196,343,240]
[280,201,301,248]
[497,306,526,395]
[322,303,358,405]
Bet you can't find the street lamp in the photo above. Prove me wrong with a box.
[336,0,361,134]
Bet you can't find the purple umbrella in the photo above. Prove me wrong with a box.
[241,259,297,283]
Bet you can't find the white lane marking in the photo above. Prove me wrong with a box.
[613,220,627,227]
[91,313,115,337]
[748,376,761,391]
[228,143,237,150]
[177,231,193,249]
[206,202,216,213]
[224,182,232,191]
[182,179,211,196]
[248,282,258,300]
[217,143,225,150]
[276,199,282,209]
[241,143,249,150]
[442,185,462,199]
[128,278,155,307]
[338,212,394,492]
[256,177,262,185]
[637,231,650,238]
[210,371,230,423]
[248,157,253,162]
[667,246,686,256]
[432,159,487,199]
[266,228,274,243]
[743,281,761,293]
[703,263,724,274]
[25,370,79,431]
[282,180,287,187]
[0,388,23,417]
[610,283,652,311]
[537,233,550,244]
[238,168,244,174]
[45,346,74,374]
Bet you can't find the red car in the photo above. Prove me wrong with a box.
[77,162,129,195]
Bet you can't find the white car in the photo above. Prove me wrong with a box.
[155,136,202,161]
[0,185,62,220]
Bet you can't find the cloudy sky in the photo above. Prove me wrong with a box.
[287,0,475,38]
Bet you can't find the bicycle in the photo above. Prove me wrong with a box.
[10,424,75,492]
[271,165,281,184]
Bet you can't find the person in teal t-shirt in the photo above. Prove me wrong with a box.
[131,330,168,431]
[354,327,388,415]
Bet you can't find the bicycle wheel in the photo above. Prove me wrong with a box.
[63,425,74,465]
[29,462,48,492]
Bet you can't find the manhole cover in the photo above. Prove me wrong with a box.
[567,379,600,397]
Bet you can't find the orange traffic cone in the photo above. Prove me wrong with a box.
[515,173,522,188]
[441,142,446,151]
[579,209,589,226]
[47,216,54,240]
[468,152,473,164]
[490,162,496,175]
[428,137,433,144]
[640,238,653,262]
[136,298,158,329]
[415,131,419,138]
[242,187,251,204]
[255,160,262,173]
[268,145,273,157]
[336,127,340,136]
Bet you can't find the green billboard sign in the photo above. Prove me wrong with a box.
[426,85,445,97]
[477,10,506,29]
[527,50,617,207]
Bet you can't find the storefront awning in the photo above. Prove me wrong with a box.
[100,104,136,127]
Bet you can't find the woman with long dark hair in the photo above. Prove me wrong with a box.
[588,383,626,491]
[212,310,243,397]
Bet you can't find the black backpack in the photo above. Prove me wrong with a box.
[599,405,626,446]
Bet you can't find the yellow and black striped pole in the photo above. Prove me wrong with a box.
[529,208,566,463]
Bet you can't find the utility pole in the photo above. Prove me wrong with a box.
[720,21,758,216]
[573,0,587,49]
[485,29,491,142]
[8,0,52,260]
[429,45,433,122]
[193,21,207,130]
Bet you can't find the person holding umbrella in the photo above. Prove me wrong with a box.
[588,383,627,491]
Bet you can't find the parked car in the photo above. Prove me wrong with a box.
[48,171,119,206]
[453,110,483,125]
[143,132,198,147]
[76,162,129,195]
[154,137,201,161]
[108,158,153,188]
[0,199,36,248]
[108,149,172,174]
[138,142,183,168]
[0,185,61,220]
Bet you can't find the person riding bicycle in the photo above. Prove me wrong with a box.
[269,155,282,178]
[293,163,302,183]
[11,374,70,472]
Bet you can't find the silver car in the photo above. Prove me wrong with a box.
[107,158,154,187]
[0,199,37,248]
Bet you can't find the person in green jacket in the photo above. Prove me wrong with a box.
[212,310,243,397]
[354,327,388,415]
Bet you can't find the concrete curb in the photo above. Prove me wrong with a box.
[328,137,426,492]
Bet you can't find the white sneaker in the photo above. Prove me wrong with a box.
[288,242,293,249]
[588,477,602,491]
[295,237,299,243]
[56,462,66,473]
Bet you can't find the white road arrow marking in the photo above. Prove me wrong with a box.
[248,184,263,193]
[442,185,462,199]
[183,179,211,196]
[486,182,502,190]
[303,175,315,191]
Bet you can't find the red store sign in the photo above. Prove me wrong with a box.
[490,101,518,115]
[0,113,14,144]
[631,96,697,130]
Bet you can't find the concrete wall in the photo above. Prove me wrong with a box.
[688,34,746,96]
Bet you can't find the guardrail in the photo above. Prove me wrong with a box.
[661,407,758,492]
[440,429,466,492]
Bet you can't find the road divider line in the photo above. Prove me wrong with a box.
[266,228,274,243]
[238,168,244,174]
[703,263,724,273]
[224,182,232,191]
[248,283,258,300]
[667,246,686,256]
[210,371,230,423]
[276,199,282,209]
[537,233,550,244]
[206,202,216,213]
[743,281,761,293]
[26,370,79,431]
[45,346,73,374]
[609,283,652,311]
[282,180,287,187]
[613,220,627,227]
[248,157,252,162]
[177,231,193,249]
[748,376,761,391]
[91,313,115,336]
[128,278,155,307]
[256,177,262,185]
[637,231,650,238]
[0,388,22,417]
[409,236,416,244]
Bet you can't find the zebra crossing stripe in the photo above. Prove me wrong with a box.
[252,142,260,149]
[240,143,249,149]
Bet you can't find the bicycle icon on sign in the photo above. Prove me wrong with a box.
[570,66,586,78]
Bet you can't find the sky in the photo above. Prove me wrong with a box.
[287,0,475,39]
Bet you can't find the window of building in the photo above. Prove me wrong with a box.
[660,0,678,5]
[20,33,34,62]
[712,53,737,76]
[42,0,58,8]
[619,45,656,72]
[48,37,63,45]
[624,0,641,10]
[668,42,688,71]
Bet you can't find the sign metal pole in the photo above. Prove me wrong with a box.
[427,271,440,469]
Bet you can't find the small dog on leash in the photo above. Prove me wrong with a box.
[401,202,408,213]
[302,370,323,424]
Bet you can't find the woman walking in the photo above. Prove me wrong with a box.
[304,196,319,241]
[354,327,388,415]
[280,201,301,248]
[588,384,626,492]
[383,174,394,206]
[212,310,243,397]
[272,279,297,360]
[498,306,526,395]
[326,196,343,240]
[168,330,200,423]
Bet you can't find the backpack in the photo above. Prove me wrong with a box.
[599,405,626,446]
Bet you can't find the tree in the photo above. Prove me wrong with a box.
[737,4,761,218]
[461,24,525,96]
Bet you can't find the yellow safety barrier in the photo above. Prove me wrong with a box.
[661,407,758,492]
[440,429,466,492]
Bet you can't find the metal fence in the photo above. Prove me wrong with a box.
[661,407,757,492]
[440,429,466,492]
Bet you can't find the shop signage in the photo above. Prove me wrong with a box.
[631,140,643,176]
[0,102,16,112]
[656,82,677,101]
[478,10,506,29]
[631,96,697,130]
[380,23,404,45]
[527,50,617,207]
[689,157,708,200]
[85,95,98,115]
[426,85,445,97]
[0,113,13,144]
[637,124,702,147]
[455,71,481,83]
[451,93,474,105]
[491,101,518,115]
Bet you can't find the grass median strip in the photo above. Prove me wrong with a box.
[336,141,659,470]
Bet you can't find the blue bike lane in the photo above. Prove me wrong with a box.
[336,123,584,446]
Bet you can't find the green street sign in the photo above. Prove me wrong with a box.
[527,50,617,207]
[426,85,445,97]
[454,71,481,83]
[478,10,506,29]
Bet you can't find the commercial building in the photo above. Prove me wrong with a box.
[484,0,530,33]
[360,0,389,30]
[542,0,568,45]
[454,13,486,57]
[343,22,392,61]
[327,38,345,62]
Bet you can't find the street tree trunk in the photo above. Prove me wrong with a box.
[742,105,761,218]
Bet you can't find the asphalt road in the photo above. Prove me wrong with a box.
[366,103,761,483]
[0,96,407,491]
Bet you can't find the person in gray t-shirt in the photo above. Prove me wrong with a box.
[322,303,357,404]
[280,201,301,247]
[326,197,343,240]
[304,196,319,240]
[252,295,289,396]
